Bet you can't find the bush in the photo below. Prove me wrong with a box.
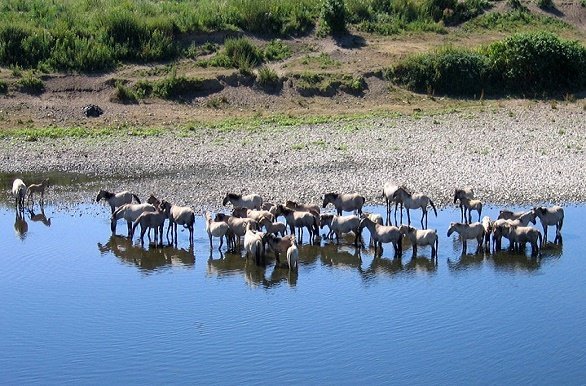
[152,69,203,99]
[264,39,292,61]
[111,81,138,104]
[257,66,280,87]
[484,32,586,93]
[224,37,263,69]
[536,0,554,9]
[17,71,45,94]
[318,0,347,36]
[388,47,488,95]
[0,80,8,94]
[388,32,586,96]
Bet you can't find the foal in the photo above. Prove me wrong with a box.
[27,178,50,205]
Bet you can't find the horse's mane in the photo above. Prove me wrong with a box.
[227,192,241,200]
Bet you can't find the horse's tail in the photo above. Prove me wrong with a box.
[558,216,564,231]
[132,194,141,204]
[429,199,438,217]
[112,206,123,220]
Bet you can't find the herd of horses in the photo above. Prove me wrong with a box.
[11,178,565,268]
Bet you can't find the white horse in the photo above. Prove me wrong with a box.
[447,222,484,255]
[392,187,437,229]
[131,209,167,246]
[286,243,299,271]
[222,192,263,210]
[501,224,542,255]
[160,200,195,245]
[97,189,141,214]
[112,203,157,237]
[244,221,265,265]
[12,178,27,211]
[399,225,438,259]
[532,206,564,244]
[322,192,365,216]
[205,212,230,250]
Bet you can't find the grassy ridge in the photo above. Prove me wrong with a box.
[0,0,495,72]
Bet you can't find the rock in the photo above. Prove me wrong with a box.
[82,104,103,117]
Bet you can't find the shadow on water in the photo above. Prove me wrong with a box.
[207,250,298,288]
[97,235,194,273]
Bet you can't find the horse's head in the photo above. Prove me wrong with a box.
[96,190,105,202]
[322,193,337,208]
[447,222,457,237]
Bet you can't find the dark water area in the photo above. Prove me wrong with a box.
[1,199,585,384]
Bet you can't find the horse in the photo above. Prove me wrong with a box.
[286,243,299,271]
[453,187,474,223]
[459,196,483,224]
[214,213,258,249]
[398,225,438,259]
[232,207,275,223]
[96,189,141,214]
[12,178,27,211]
[500,224,542,256]
[358,217,402,256]
[112,203,157,237]
[447,222,484,255]
[258,216,287,237]
[131,209,167,246]
[532,206,564,244]
[27,178,49,205]
[281,207,318,244]
[481,216,492,249]
[320,214,361,245]
[322,192,365,216]
[361,212,383,247]
[222,192,263,210]
[382,181,403,225]
[497,209,536,226]
[205,211,230,250]
[160,200,195,245]
[392,187,437,229]
[285,200,320,215]
[243,221,265,265]
[265,234,296,264]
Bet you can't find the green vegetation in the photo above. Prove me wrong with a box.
[295,72,365,95]
[387,32,586,96]
[111,81,138,104]
[0,80,7,94]
[17,71,45,94]
[301,53,341,69]
[463,10,570,32]
[257,66,281,88]
[264,40,292,61]
[318,0,348,36]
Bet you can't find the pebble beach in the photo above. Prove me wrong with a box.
[2,103,585,212]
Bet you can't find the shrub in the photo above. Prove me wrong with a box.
[134,80,154,99]
[389,32,586,96]
[152,69,203,99]
[257,66,280,87]
[224,37,263,69]
[111,81,138,104]
[264,39,292,61]
[388,47,488,95]
[17,71,45,94]
[484,32,586,93]
[0,80,8,94]
[318,0,347,36]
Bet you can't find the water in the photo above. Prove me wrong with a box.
[1,200,585,384]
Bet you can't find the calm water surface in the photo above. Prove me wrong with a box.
[1,200,585,384]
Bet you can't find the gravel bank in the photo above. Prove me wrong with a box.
[2,103,585,212]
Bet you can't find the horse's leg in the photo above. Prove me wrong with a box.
[462,240,467,255]
[406,209,411,226]
[420,209,425,229]
[127,220,132,238]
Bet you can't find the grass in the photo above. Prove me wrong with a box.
[17,71,45,94]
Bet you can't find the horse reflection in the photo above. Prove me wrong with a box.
[207,252,298,288]
[489,250,541,273]
[447,253,485,272]
[404,255,438,275]
[98,235,194,272]
[14,210,28,240]
[320,243,362,271]
[360,255,404,281]
[28,206,51,227]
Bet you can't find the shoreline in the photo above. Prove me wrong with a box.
[2,103,585,212]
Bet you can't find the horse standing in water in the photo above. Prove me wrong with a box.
[392,187,437,229]
[12,179,27,211]
[96,189,141,214]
